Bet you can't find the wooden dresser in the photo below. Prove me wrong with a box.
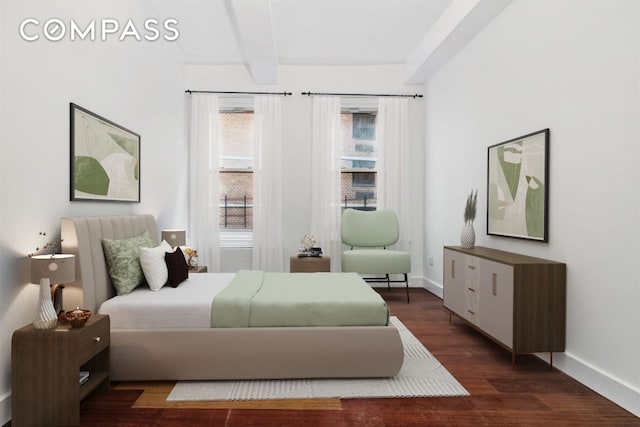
[443,246,566,365]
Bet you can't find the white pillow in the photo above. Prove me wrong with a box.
[139,240,173,291]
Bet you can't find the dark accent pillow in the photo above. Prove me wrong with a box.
[165,247,189,288]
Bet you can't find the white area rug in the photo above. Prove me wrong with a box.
[167,317,469,401]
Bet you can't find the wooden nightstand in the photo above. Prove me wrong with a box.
[11,314,110,427]
[189,265,208,273]
[290,256,331,272]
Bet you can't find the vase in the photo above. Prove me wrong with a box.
[32,277,58,329]
[460,223,476,249]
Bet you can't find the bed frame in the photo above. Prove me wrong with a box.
[61,214,404,381]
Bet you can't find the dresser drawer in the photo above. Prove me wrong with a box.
[78,315,110,365]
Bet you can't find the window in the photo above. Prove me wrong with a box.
[340,111,377,211]
[352,172,376,187]
[219,110,253,247]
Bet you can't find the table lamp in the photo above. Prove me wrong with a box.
[161,229,186,248]
[30,254,75,329]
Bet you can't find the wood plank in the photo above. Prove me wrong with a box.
[74,289,639,426]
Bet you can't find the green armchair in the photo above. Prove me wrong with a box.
[341,208,411,303]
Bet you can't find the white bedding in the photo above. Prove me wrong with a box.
[98,273,235,329]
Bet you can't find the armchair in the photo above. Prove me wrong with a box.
[341,209,411,303]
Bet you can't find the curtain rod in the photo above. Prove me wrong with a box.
[301,91,423,98]
[185,90,292,96]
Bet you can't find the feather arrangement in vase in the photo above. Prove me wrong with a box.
[461,189,478,248]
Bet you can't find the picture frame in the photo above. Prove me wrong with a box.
[487,128,549,242]
[70,103,140,202]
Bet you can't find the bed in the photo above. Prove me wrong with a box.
[60,214,404,381]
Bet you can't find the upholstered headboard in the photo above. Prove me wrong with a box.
[60,214,158,313]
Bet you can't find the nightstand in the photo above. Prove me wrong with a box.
[290,256,330,272]
[189,265,208,273]
[11,314,110,427]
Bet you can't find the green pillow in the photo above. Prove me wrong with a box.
[102,231,154,295]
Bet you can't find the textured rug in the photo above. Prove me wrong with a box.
[167,317,469,401]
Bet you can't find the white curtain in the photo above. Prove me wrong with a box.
[377,97,411,251]
[310,96,342,271]
[252,95,284,271]
[188,93,221,271]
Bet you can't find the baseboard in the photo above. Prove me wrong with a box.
[422,277,443,299]
[537,352,640,418]
[0,392,11,427]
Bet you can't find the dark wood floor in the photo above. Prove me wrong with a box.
[77,288,640,426]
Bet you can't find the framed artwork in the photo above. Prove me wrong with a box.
[70,103,140,202]
[487,128,549,242]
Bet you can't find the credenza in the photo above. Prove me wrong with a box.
[443,246,566,365]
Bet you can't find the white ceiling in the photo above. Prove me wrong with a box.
[155,0,513,84]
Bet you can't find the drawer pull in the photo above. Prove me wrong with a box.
[94,336,101,343]
[492,273,497,296]
[467,265,476,270]
[467,287,475,292]
[451,260,455,278]
[467,309,475,315]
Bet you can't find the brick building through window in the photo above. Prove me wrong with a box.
[341,112,377,211]
[219,112,254,231]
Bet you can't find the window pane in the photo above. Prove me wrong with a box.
[219,112,254,169]
[341,112,377,211]
[352,172,375,187]
[341,172,377,210]
[219,171,253,229]
[340,113,377,170]
[352,113,376,140]
[219,112,254,231]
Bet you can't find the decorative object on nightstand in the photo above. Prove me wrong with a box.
[161,229,186,248]
[184,247,199,269]
[301,233,317,251]
[298,234,322,257]
[30,254,75,330]
[460,189,477,249]
[60,307,92,328]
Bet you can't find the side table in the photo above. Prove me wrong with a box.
[11,314,110,426]
[189,265,208,273]
[290,255,330,272]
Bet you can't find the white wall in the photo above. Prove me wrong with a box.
[424,0,640,416]
[185,64,426,281]
[0,11,427,423]
[0,1,186,423]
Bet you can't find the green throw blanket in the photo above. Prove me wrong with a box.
[211,271,390,327]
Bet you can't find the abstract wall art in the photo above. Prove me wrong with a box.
[487,129,549,242]
[70,103,140,202]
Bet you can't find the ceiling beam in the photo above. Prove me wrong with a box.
[405,0,513,84]
[225,0,278,85]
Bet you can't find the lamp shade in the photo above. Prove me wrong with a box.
[161,229,186,247]
[30,254,75,284]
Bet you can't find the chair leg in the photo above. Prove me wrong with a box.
[405,273,410,303]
